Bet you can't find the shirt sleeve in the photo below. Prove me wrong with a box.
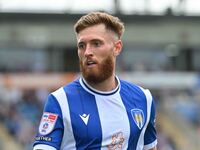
[144,97,157,149]
[33,94,64,150]
[33,144,57,150]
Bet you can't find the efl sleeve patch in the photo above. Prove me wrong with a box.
[39,112,58,135]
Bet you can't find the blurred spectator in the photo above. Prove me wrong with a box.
[157,125,177,150]
[0,87,47,149]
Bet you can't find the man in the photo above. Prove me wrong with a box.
[33,12,157,150]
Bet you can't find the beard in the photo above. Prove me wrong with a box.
[80,55,114,84]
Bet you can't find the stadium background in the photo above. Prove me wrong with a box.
[0,0,200,149]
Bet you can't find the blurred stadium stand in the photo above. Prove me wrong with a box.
[0,123,23,150]
[0,1,200,149]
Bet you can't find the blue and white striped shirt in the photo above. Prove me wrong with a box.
[33,77,157,150]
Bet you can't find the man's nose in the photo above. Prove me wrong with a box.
[84,45,93,56]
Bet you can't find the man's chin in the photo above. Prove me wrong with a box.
[83,67,98,75]
[83,73,102,83]
[83,73,98,79]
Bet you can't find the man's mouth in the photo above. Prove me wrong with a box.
[86,60,97,67]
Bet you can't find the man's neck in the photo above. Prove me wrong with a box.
[85,75,118,92]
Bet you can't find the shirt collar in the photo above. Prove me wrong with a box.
[79,76,120,96]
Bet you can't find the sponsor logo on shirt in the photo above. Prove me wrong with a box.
[79,113,90,125]
[107,132,125,150]
[35,136,52,142]
[131,109,145,129]
[39,112,58,135]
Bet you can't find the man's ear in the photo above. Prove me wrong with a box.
[113,40,123,56]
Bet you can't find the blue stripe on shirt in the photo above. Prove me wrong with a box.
[64,81,102,150]
[120,80,147,150]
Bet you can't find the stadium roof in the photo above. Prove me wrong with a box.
[0,0,200,16]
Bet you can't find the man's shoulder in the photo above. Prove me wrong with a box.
[51,78,80,95]
[120,79,141,90]
[120,79,147,96]
[63,78,80,88]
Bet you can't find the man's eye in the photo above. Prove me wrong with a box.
[93,42,101,47]
[78,44,85,49]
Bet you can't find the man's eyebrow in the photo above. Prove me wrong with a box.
[78,38,102,43]
[77,41,85,45]
[90,39,102,42]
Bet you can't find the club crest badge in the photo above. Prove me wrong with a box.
[131,109,145,129]
[39,112,58,135]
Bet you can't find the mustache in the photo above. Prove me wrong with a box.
[82,58,98,65]
[80,55,114,84]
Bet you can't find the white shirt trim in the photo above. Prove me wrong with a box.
[80,76,120,95]
[143,139,157,150]
[52,87,76,150]
[136,87,153,150]
[33,144,57,150]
